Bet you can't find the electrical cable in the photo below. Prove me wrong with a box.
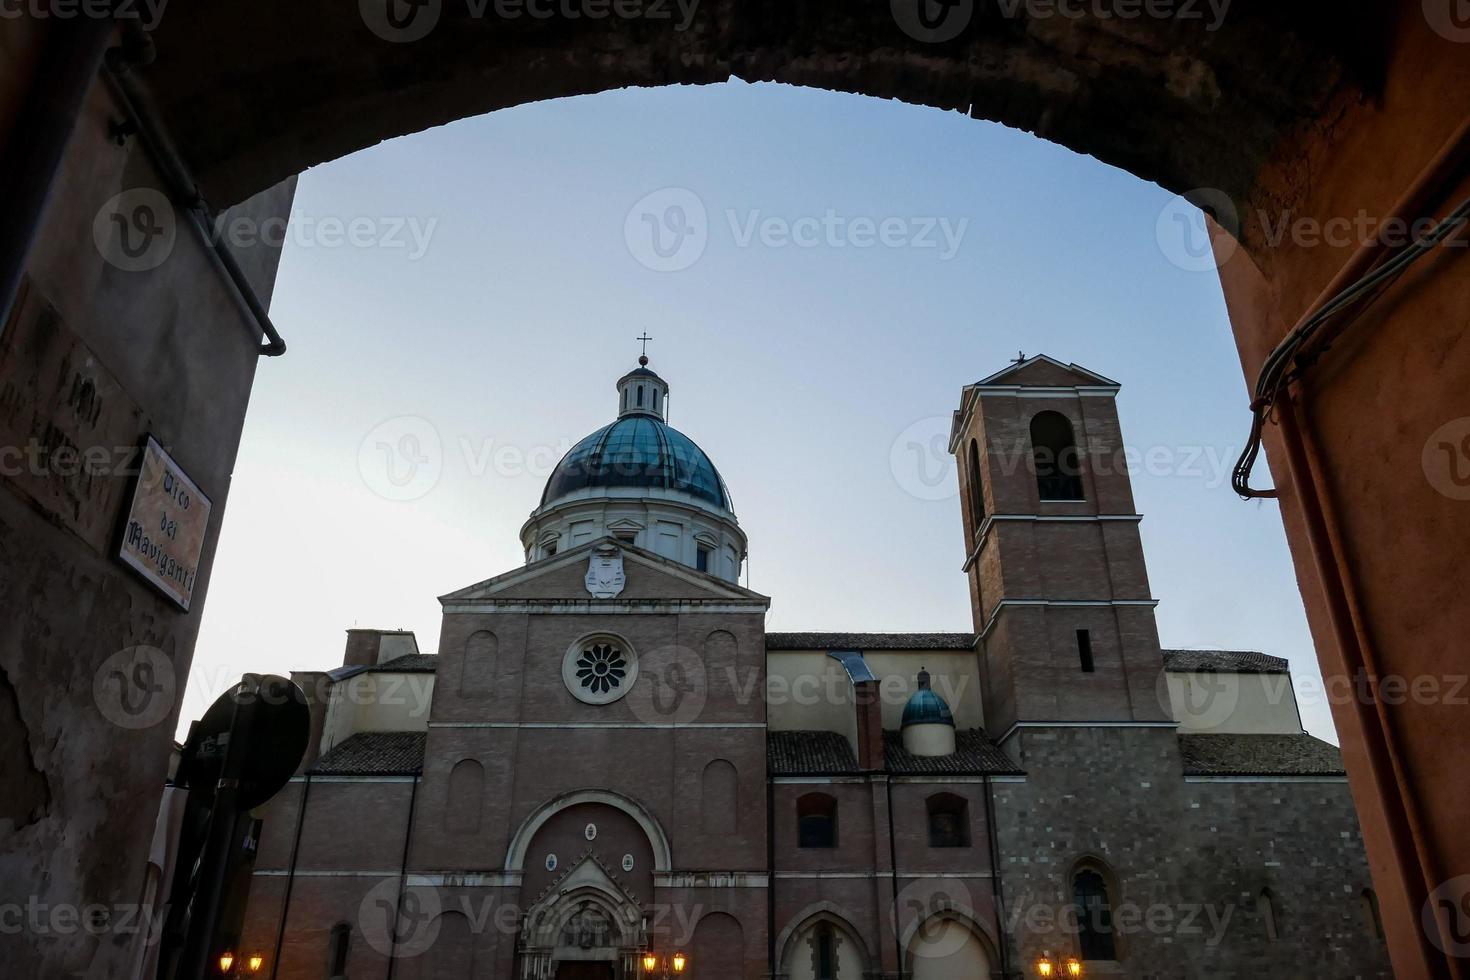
[1232,194,1470,498]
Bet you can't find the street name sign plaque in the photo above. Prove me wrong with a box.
[117,436,212,610]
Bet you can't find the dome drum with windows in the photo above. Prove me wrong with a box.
[522,356,747,583]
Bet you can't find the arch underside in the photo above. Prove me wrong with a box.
[142,0,1384,238]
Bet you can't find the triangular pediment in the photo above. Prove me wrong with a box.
[975,354,1120,389]
[522,851,645,950]
[545,852,639,907]
[439,536,768,606]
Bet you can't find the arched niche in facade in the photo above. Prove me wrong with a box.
[505,788,673,872]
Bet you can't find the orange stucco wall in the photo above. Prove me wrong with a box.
[1216,9,1470,977]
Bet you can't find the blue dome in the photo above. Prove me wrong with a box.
[541,415,733,512]
[901,671,955,728]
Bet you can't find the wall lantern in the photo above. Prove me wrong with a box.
[642,950,690,977]
[1037,955,1083,977]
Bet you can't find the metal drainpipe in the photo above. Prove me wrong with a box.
[98,29,287,357]
[884,776,903,980]
[766,771,777,977]
[982,773,1011,980]
[268,773,311,980]
[0,16,117,332]
[385,772,421,980]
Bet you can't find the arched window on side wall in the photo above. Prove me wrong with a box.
[966,439,986,536]
[797,793,838,848]
[1030,411,1084,501]
[328,922,351,978]
[1073,867,1117,960]
[1258,888,1280,941]
[926,793,971,848]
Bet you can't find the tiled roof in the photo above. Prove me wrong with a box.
[883,729,1022,775]
[369,654,439,673]
[767,729,1021,776]
[1161,649,1289,674]
[1178,733,1345,776]
[310,732,427,775]
[767,730,858,774]
[765,632,975,651]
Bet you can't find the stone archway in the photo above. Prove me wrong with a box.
[131,2,1380,233]
[5,5,1470,979]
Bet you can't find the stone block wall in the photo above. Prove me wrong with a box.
[992,727,1392,979]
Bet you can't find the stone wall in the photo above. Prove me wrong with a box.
[992,726,1391,978]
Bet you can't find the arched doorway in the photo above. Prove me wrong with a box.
[909,919,992,980]
[903,910,1001,980]
[518,857,647,979]
[511,793,667,978]
[776,908,873,980]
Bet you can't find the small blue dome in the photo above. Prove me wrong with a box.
[541,415,733,512]
[901,670,955,728]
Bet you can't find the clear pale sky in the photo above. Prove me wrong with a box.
[184,80,1337,742]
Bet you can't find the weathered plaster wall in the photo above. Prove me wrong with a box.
[1212,8,1470,973]
[0,63,293,978]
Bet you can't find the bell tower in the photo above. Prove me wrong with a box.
[949,355,1172,739]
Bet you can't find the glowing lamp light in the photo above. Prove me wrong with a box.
[218,951,235,974]
[1036,956,1055,977]
[643,952,659,973]
[1066,957,1083,977]
[672,951,687,973]
[247,954,265,973]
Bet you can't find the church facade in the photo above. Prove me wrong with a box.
[236,356,1390,979]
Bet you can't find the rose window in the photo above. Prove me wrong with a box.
[562,634,639,705]
[575,643,627,695]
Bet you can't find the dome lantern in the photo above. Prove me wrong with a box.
[617,355,669,420]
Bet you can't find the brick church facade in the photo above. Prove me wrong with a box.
[235,356,1390,978]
